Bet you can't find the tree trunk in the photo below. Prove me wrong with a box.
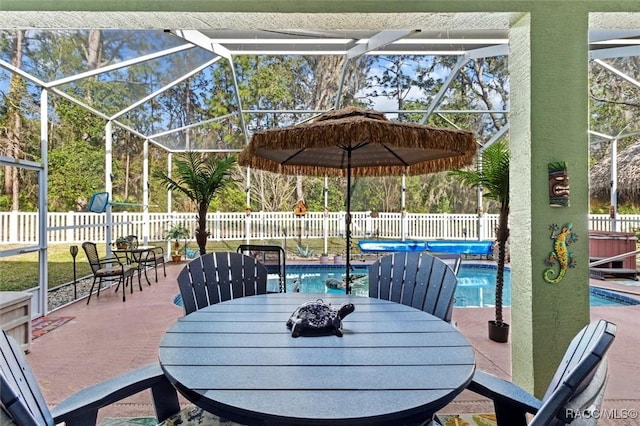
[494,203,510,325]
[6,30,24,211]
[196,202,209,255]
[85,29,102,70]
[295,176,304,204]
[124,150,130,200]
[84,29,102,105]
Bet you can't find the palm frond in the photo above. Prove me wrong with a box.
[450,140,509,205]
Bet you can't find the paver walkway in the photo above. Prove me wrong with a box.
[24,261,640,425]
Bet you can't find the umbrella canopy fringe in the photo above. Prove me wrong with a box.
[246,121,474,152]
[242,154,475,177]
[239,107,477,177]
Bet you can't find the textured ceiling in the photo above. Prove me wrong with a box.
[0,11,520,31]
[1,9,638,55]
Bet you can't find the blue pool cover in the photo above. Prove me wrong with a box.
[358,239,494,256]
[425,240,494,255]
[358,240,427,252]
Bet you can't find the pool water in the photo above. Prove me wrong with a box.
[268,264,639,307]
[455,265,511,308]
[274,265,371,296]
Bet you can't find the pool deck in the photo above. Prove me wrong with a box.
[24,259,640,425]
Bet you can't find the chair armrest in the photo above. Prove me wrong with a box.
[468,370,542,426]
[137,248,164,265]
[51,363,179,426]
[1,377,40,426]
[99,256,127,267]
[148,246,165,261]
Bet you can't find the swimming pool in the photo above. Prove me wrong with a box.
[268,264,639,307]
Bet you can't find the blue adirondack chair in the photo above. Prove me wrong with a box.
[368,252,459,322]
[462,319,616,426]
[177,251,268,315]
[0,329,180,426]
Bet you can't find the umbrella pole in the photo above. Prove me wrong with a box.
[346,149,352,294]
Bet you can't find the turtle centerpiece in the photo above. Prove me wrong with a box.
[286,299,355,338]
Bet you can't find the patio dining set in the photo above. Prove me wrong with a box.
[81,236,167,304]
[1,250,617,426]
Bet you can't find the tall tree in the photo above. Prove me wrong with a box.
[589,57,640,162]
[359,54,508,213]
[1,30,25,210]
[365,55,425,112]
[48,139,107,210]
[234,55,370,211]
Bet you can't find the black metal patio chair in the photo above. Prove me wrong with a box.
[82,241,136,303]
[125,235,167,283]
[433,253,462,275]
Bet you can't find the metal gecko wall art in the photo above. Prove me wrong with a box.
[544,223,578,283]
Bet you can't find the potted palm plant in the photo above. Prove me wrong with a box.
[164,223,190,262]
[450,140,510,342]
[154,152,235,256]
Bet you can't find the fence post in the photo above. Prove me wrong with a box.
[9,210,18,243]
[443,213,449,240]
[245,209,251,244]
[401,210,409,240]
[66,211,75,243]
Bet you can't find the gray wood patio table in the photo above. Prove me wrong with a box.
[158,293,475,425]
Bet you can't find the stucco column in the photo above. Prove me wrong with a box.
[509,10,590,396]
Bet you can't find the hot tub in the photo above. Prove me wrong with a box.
[589,230,638,269]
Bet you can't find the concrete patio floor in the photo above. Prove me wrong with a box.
[25,261,640,425]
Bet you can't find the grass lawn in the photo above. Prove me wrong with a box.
[0,237,349,292]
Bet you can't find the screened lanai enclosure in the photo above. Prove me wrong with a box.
[2,12,640,316]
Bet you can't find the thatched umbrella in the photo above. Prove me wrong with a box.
[239,106,476,293]
[590,141,640,206]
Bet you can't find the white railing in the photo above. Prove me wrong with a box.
[0,211,638,245]
[588,214,640,233]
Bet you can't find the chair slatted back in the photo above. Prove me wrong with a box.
[0,330,54,426]
[126,234,166,279]
[530,320,616,426]
[368,252,458,322]
[125,235,139,248]
[177,252,268,315]
[82,241,103,274]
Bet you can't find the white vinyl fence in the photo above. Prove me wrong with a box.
[1,211,639,245]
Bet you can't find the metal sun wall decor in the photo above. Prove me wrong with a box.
[548,161,570,207]
[543,223,578,283]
